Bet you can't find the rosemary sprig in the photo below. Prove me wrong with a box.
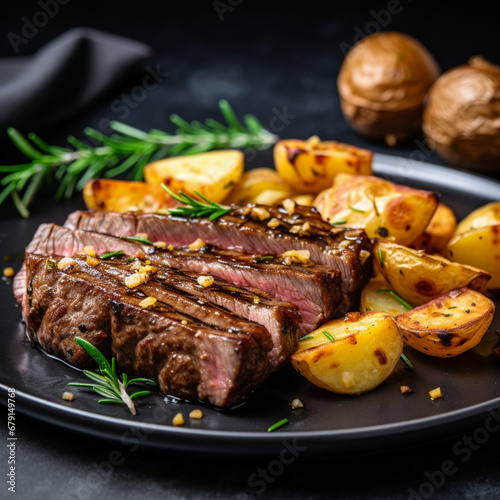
[267,418,289,432]
[376,289,413,310]
[68,337,156,415]
[162,184,232,220]
[0,100,278,217]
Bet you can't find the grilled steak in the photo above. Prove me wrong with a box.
[64,205,373,313]
[25,253,270,407]
[19,223,342,333]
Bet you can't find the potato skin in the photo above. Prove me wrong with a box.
[408,203,457,254]
[423,57,500,172]
[291,311,403,395]
[274,138,372,194]
[314,174,438,246]
[374,239,490,306]
[338,32,439,143]
[396,287,495,357]
[83,179,177,213]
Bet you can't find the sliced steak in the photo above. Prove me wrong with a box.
[64,205,373,312]
[25,253,269,407]
[93,256,299,369]
[20,223,340,332]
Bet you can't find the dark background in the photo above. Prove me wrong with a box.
[1,1,500,498]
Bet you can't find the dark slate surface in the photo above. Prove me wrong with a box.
[1,1,500,498]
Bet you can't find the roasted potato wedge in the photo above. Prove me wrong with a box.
[291,194,315,207]
[360,278,411,316]
[447,225,500,290]
[408,203,457,254]
[396,287,495,357]
[83,179,177,213]
[454,201,500,236]
[274,136,373,194]
[291,311,403,394]
[224,168,295,205]
[374,240,490,306]
[314,174,438,246]
[144,150,244,203]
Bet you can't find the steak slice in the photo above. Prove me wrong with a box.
[20,223,340,333]
[93,256,299,369]
[25,253,270,407]
[64,205,373,312]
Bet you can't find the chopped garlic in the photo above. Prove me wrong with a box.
[125,272,148,288]
[197,275,214,288]
[267,218,280,229]
[57,257,76,270]
[251,207,271,221]
[168,244,174,251]
[189,409,203,419]
[189,238,206,251]
[359,249,371,266]
[139,264,158,275]
[181,320,188,325]
[3,267,15,278]
[139,296,157,309]
[153,241,167,249]
[281,249,311,265]
[62,392,74,401]
[289,224,302,234]
[253,296,260,304]
[83,245,96,257]
[429,387,443,400]
[172,413,185,426]
[282,198,296,216]
[290,398,304,409]
[130,260,142,271]
[86,256,99,267]
[301,221,311,232]
[400,385,412,395]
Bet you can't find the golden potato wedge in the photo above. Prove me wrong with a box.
[360,278,411,316]
[374,240,490,306]
[396,287,495,357]
[455,201,500,236]
[224,168,295,205]
[408,203,457,254]
[291,311,403,395]
[447,225,500,290]
[144,150,244,203]
[291,194,315,207]
[314,174,439,246]
[83,179,177,213]
[274,136,373,194]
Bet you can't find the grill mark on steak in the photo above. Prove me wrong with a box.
[25,253,269,407]
[64,207,373,313]
[21,223,341,333]
[92,256,299,369]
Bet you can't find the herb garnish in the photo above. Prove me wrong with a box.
[253,255,274,263]
[0,100,277,218]
[68,338,156,415]
[267,418,289,432]
[400,353,416,372]
[378,248,384,268]
[99,250,125,260]
[376,226,389,238]
[162,185,231,221]
[332,219,347,225]
[120,236,153,245]
[323,331,335,342]
[376,289,413,310]
[348,205,365,213]
[299,335,313,342]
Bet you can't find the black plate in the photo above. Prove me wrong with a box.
[1,153,500,458]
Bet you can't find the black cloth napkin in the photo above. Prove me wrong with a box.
[0,27,153,137]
